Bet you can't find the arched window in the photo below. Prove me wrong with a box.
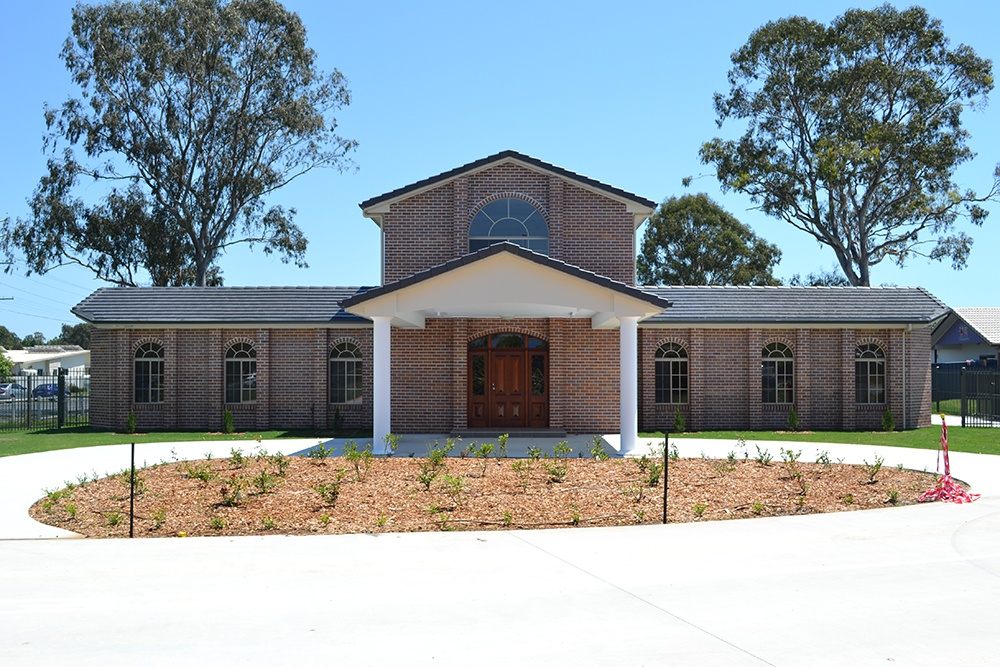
[330,342,363,404]
[134,342,163,404]
[762,343,793,404]
[469,198,548,254]
[856,343,886,404]
[655,343,688,404]
[225,342,256,404]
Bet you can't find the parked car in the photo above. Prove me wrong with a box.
[32,383,71,399]
[0,383,28,401]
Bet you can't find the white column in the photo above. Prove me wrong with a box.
[372,316,392,454]
[619,316,639,455]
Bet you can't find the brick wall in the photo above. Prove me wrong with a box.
[381,163,636,284]
[638,327,930,432]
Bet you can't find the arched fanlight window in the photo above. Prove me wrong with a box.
[655,343,688,405]
[761,342,793,404]
[330,342,363,404]
[134,342,163,404]
[856,343,886,404]
[225,342,256,404]
[469,198,548,254]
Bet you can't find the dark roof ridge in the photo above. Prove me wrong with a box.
[359,150,656,211]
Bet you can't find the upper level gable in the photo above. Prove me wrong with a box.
[361,151,655,285]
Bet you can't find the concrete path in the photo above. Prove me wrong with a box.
[2,431,999,665]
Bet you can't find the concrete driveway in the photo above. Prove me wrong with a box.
[2,433,999,666]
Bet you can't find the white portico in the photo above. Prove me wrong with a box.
[341,242,669,454]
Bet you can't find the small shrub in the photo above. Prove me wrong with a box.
[126,409,137,435]
[497,433,509,458]
[220,474,248,506]
[65,503,78,520]
[313,481,342,507]
[711,459,735,478]
[222,409,235,434]
[440,474,466,506]
[105,511,124,527]
[319,513,332,526]
[151,508,167,529]
[468,442,494,476]
[261,516,277,530]
[693,503,707,518]
[570,509,581,526]
[417,462,441,491]
[306,441,333,463]
[383,432,401,457]
[526,446,544,462]
[229,447,246,469]
[501,510,513,526]
[511,460,530,490]
[882,408,895,432]
[634,509,645,524]
[252,469,279,495]
[815,450,832,468]
[862,454,884,484]
[332,407,344,433]
[887,489,900,506]
[343,441,374,482]
[843,494,854,505]
[544,462,568,483]
[787,406,799,431]
[183,461,216,484]
[672,409,686,433]
[553,440,572,459]
[590,436,609,461]
[269,452,290,477]
[210,516,227,530]
[375,513,389,528]
[754,445,773,466]
[668,444,680,461]
[751,502,763,515]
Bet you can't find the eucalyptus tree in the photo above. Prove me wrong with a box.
[638,193,781,286]
[700,5,997,286]
[2,0,356,286]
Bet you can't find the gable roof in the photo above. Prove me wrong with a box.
[952,308,1000,345]
[72,286,371,325]
[359,150,657,216]
[340,241,670,314]
[642,286,949,327]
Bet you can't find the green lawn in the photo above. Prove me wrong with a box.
[0,427,364,458]
[642,425,1000,456]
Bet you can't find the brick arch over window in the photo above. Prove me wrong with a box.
[468,194,550,254]
[467,327,548,345]
[224,339,257,404]
[761,340,794,405]
[329,338,363,405]
[133,339,164,404]
[855,339,887,405]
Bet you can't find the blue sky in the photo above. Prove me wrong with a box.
[2,0,999,341]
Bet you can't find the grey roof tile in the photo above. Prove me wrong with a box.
[72,286,373,325]
[643,285,949,325]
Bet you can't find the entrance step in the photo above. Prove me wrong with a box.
[450,428,568,439]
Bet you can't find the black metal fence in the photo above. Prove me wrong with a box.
[0,369,90,431]
[932,364,1000,427]
[960,367,1000,427]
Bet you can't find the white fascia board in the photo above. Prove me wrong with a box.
[91,322,374,330]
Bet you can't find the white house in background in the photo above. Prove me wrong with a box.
[932,308,1000,366]
[1,346,91,375]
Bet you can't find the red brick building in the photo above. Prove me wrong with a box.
[73,151,948,451]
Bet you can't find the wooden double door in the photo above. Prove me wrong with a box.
[468,333,548,429]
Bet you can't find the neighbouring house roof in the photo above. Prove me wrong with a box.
[72,286,372,325]
[951,308,1000,345]
[642,286,950,327]
[359,150,657,224]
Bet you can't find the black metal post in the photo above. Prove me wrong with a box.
[129,443,135,538]
[662,432,669,524]
[960,367,966,428]
[57,369,67,428]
